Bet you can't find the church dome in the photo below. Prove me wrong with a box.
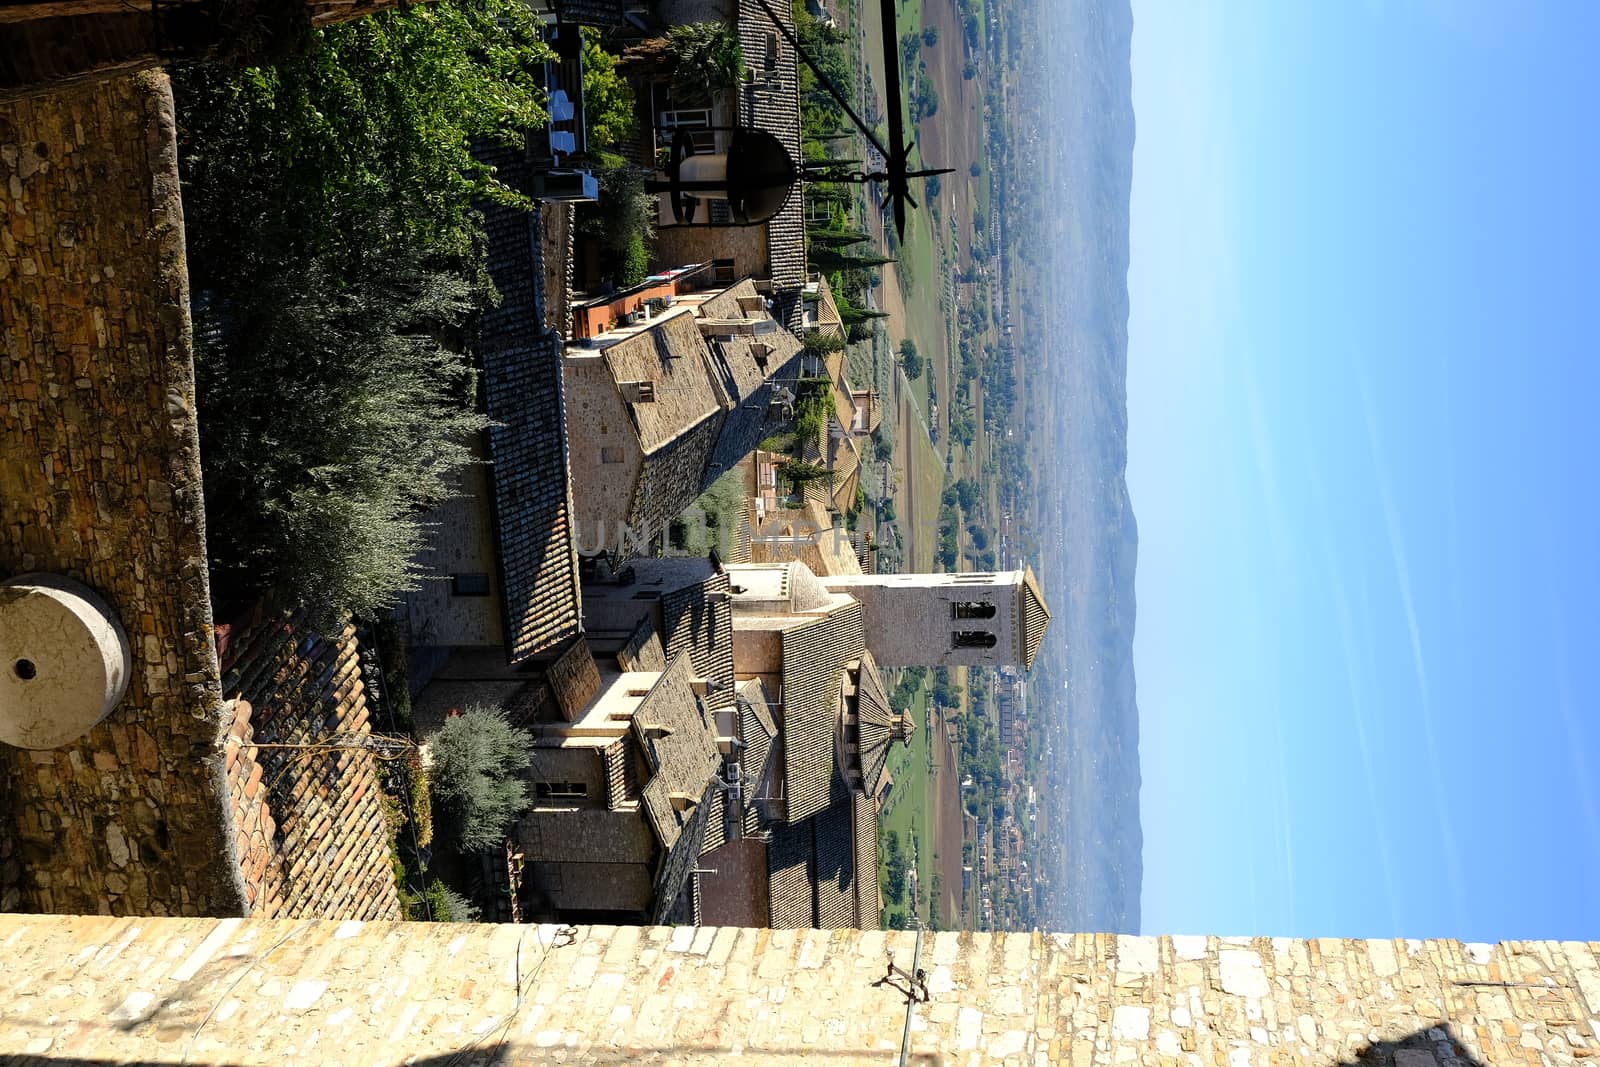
[787,562,835,613]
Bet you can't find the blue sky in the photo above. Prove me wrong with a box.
[1127,0,1600,941]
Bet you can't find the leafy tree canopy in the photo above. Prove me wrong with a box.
[428,706,534,854]
[582,28,636,151]
[668,21,745,101]
[176,0,548,620]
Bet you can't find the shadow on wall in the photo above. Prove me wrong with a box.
[1341,1026,1488,1067]
[10,1027,1485,1066]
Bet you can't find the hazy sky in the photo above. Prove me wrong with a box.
[1127,0,1600,940]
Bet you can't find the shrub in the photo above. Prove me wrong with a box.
[427,706,533,853]
[793,382,834,443]
[194,258,491,624]
[779,459,833,497]
[580,156,657,287]
[406,751,434,848]
[802,330,847,359]
[425,879,481,922]
[582,28,635,151]
[668,21,745,100]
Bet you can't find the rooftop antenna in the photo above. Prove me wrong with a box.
[749,0,952,241]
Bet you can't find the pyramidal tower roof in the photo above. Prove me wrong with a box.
[1018,566,1052,670]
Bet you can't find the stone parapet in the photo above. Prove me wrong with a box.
[0,72,243,916]
[0,916,1595,1064]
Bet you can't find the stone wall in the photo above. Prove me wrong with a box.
[0,72,245,916]
[0,916,1595,1064]
[215,605,403,921]
[1,2,420,101]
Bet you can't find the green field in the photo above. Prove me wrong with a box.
[877,680,934,926]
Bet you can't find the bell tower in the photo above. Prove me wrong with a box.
[819,568,1051,669]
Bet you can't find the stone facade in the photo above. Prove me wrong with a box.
[0,916,1595,1065]
[0,72,244,916]
[821,569,1051,670]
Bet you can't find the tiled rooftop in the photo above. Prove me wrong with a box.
[474,141,583,665]
[776,600,865,823]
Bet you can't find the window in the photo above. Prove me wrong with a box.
[536,782,589,800]
[952,631,997,650]
[451,573,490,597]
[952,601,996,620]
[713,258,736,283]
[600,446,625,464]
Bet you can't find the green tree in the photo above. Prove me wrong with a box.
[807,227,874,249]
[802,329,847,359]
[922,25,939,46]
[425,879,481,922]
[582,28,636,150]
[193,260,491,623]
[810,247,896,273]
[177,0,547,620]
[179,0,549,281]
[779,459,833,497]
[899,339,925,380]
[668,21,745,100]
[428,706,534,853]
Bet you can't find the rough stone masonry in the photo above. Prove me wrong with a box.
[0,72,245,915]
[0,915,1595,1065]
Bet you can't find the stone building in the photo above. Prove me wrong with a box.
[501,556,737,923]
[562,275,803,556]
[515,647,723,923]
[1,58,406,920]
[824,344,883,438]
[640,0,809,328]
[685,560,917,929]
[501,553,929,929]
[821,567,1053,670]
[801,272,846,341]
[401,140,584,689]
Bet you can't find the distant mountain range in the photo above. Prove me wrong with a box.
[1030,0,1141,933]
